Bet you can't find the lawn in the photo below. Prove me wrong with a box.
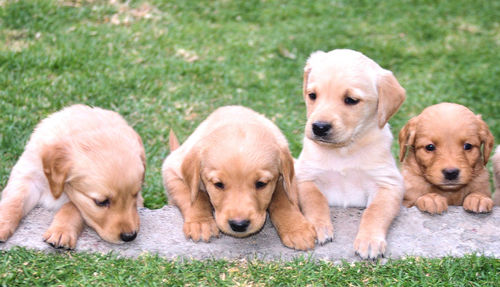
[0,0,499,285]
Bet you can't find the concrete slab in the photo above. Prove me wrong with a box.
[0,206,499,262]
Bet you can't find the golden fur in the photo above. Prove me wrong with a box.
[0,105,145,249]
[295,49,406,259]
[493,146,500,206]
[400,103,494,214]
[162,106,316,250]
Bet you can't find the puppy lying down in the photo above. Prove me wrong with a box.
[0,105,146,249]
[400,103,494,214]
[162,105,316,250]
[295,49,406,259]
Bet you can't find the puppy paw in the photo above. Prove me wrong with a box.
[415,193,448,214]
[279,220,316,251]
[0,224,16,243]
[354,233,386,260]
[463,194,493,213]
[183,218,219,242]
[43,226,78,250]
[305,217,333,245]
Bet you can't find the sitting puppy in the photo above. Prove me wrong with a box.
[162,105,316,250]
[0,105,146,249]
[400,103,494,214]
[295,49,406,259]
[494,146,500,206]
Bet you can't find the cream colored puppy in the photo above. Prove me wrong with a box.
[0,105,145,249]
[493,146,500,206]
[295,49,406,259]
[162,105,316,250]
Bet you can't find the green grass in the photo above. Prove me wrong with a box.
[0,0,499,285]
[1,248,498,286]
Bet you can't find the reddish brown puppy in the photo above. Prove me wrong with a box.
[400,103,494,214]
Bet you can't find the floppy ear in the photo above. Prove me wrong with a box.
[476,115,494,165]
[302,63,312,101]
[42,142,71,199]
[398,117,418,162]
[181,147,202,203]
[278,146,298,205]
[377,71,406,128]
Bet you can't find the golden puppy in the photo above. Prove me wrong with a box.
[295,49,406,259]
[0,105,145,249]
[493,146,500,206]
[400,103,494,214]
[162,105,316,250]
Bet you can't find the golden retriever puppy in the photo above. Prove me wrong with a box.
[400,103,494,214]
[0,105,145,249]
[162,105,316,250]
[493,146,500,206]
[295,49,406,259]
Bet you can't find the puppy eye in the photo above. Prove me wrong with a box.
[255,181,268,189]
[308,93,317,100]
[214,182,225,189]
[425,144,436,151]
[94,198,110,207]
[344,96,360,105]
[464,143,473,150]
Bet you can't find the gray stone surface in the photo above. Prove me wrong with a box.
[1,206,499,262]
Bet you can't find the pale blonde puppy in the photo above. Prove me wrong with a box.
[493,146,500,206]
[400,103,494,213]
[162,105,316,250]
[295,49,406,259]
[0,105,146,249]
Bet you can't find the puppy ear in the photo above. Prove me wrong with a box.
[398,117,418,162]
[302,63,312,101]
[42,142,71,199]
[278,146,298,204]
[181,147,201,203]
[377,71,406,128]
[477,115,494,165]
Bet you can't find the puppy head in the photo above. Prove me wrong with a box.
[181,126,295,237]
[42,134,146,243]
[302,49,405,147]
[399,103,494,190]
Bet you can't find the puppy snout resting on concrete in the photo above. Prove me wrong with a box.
[400,103,494,214]
[162,105,316,250]
[295,49,406,259]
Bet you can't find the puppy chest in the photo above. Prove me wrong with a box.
[314,169,377,208]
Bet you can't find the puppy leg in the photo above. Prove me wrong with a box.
[0,180,37,242]
[415,193,448,214]
[269,182,316,251]
[354,187,400,259]
[297,181,333,244]
[166,176,219,242]
[463,192,493,213]
[43,202,84,249]
[0,195,25,242]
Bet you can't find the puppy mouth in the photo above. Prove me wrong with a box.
[309,135,350,148]
[437,183,465,190]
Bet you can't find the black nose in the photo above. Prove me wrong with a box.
[442,168,460,181]
[228,219,250,232]
[312,121,332,137]
[120,231,137,242]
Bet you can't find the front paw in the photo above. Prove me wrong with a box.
[183,218,219,242]
[279,220,316,251]
[0,224,16,243]
[307,217,334,245]
[463,194,493,213]
[415,193,448,214]
[354,233,386,260]
[43,226,78,250]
